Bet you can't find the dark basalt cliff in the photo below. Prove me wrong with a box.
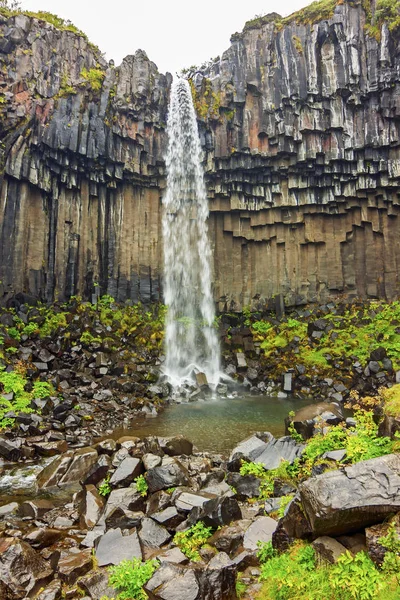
[1,0,400,309]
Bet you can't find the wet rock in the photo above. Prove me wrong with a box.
[0,537,53,597]
[189,496,242,528]
[229,433,304,471]
[95,438,117,455]
[32,441,68,456]
[0,502,18,517]
[58,549,92,585]
[312,536,347,563]
[299,454,400,537]
[82,453,111,486]
[195,372,209,388]
[226,473,260,499]
[37,451,74,488]
[59,447,98,485]
[79,570,117,599]
[147,458,191,493]
[147,490,172,515]
[35,580,62,600]
[79,484,104,529]
[243,517,277,551]
[95,528,142,567]
[145,563,199,600]
[105,507,144,530]
[0,438,21,462]
[158,547,188,564]
[236,353,247,369]
[139,517,171,549]
[24,528,63,549]
[161,436,194,457]
[200,551,237,600]
[109,456,143,487]
[19,499,55,519]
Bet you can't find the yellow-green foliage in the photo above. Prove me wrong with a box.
[251,300,400,376]
[244,0,337,33]
[380,384,400,417]
[81,67,105,92]
[364,0,400,40]
[292,35,304,54]
[0,368,54,429]
[189,77,221,121]
[256,541,400,600]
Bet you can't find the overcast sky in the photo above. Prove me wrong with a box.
[19,0,307,74]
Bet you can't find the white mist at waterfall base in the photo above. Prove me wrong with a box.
[162,78,221,389]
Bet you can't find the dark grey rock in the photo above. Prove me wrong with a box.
[95,528,142,567]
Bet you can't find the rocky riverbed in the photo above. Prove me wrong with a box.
[0,296,400,598]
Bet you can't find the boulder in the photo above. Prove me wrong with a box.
[19,499,54,519]
[151,506,184,530]
[243,517,277,551]
[146,458,191,493]
[139,517,171,549]
[105,507,144,531]
[200,552,237,600]
[299,454,400,537]
[109,456,143,487]
[79,570,117,599]
[226,473,260,499]
[95,528,142,567]
[209,524,245,555]
[79,485,104,529]
[175,491,216,513]
[35,580,62,600]
[189,496,242,528]
[24,528,63,549]
[59,447,98,485]
[161,436,194,456]
[312,536,347,563]
[37,452,74,488]
[0,538,53,598]
[145,563,199,600]
[102,487,146,522]
[0,439,21,462]
[228,432,303,471]
[57,549,92,585]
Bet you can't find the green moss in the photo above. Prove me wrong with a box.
[189,77,222,121]
[243,1,337,33]
[292,35,304,54]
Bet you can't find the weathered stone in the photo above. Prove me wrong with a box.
[200,551,237,600]
[161,436,194,457]
[24,528,63,549]
[79,484,104,529]
[175,491,216,513]
[229,433,304,471]
[299,455,400,537]
[145,563,199,600]
[285,403,344,439]
[79,570,117,600]
[189,496,242,528]
[105,508,144,531]
[35,580,62,600]
[109,456,143,487]
[59,447,98,485]
[58,549,92,585]
[209,524,245,555]
[0,537,53,597]
[139,517,171,549]
[0,502,18,517]
[19,499,55,519]
[82,453,111,486]
[312,536,347,564]
[146,458,191,493]
[102,487,146,521]
[243,517,277,551]
[151,506,184,529]
[226,473,260,499]
[32,441,68,456]
[95,528,142,567]
[37,452,74,488]
[0,438,21,462]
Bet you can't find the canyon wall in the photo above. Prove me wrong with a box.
[1,0,400,310]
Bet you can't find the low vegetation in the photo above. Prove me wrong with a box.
[255,532,400,600]
[80,67,106,92]
[173,521,213,561]
[105,558,159,600]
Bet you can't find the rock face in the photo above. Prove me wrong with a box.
[1,2,400,308]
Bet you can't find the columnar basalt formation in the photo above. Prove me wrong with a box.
[1,0,400,309]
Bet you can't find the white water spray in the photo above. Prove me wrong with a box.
[162,78,220,388]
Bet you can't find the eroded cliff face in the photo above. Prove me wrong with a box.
[1,0,400,309]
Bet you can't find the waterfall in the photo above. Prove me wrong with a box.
[162,78,220,388]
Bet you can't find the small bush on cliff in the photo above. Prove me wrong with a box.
[81,67,105,92]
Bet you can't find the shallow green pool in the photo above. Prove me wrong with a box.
[110,394,313,454]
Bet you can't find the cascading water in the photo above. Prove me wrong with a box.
[162,78,221,388]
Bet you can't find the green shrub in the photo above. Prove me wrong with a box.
[134,474,148,497]
[107,558,158,600]
[173,522,213,561]
[32,381,54,398]
[81,67,105,92]
[0,369,33,428]
[98,475,111,497]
